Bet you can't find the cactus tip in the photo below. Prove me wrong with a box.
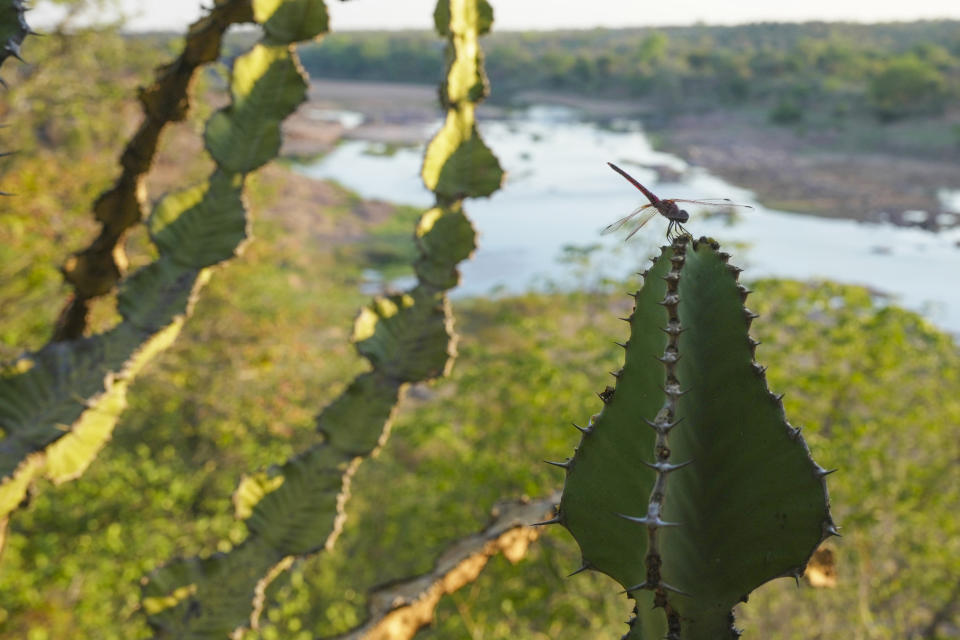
[544,459,570,470]
[568,562,593,577]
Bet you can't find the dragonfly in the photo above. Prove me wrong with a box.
[603,162,753,240]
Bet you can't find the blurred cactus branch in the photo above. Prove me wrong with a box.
[141,2,504,635]
[52,0,254,342]
[335,492,559,640]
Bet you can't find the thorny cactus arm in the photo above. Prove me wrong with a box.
[140,0,502,636]
[53,0,254,341]
[0,0,313,552]
[0,0,29,79]
[551,236,835,639]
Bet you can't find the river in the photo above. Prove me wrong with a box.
[298,106,960,335]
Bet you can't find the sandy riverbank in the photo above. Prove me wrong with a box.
[282,79,960,230]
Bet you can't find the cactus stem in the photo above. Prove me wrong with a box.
[544,459,571,470]
[640,459,694,473]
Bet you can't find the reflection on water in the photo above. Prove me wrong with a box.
[298,106,960,334]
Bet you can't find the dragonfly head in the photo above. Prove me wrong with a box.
[677,209,690,223]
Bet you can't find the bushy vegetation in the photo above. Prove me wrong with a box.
[298,21,960,124]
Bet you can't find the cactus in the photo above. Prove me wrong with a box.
[54,0,255,340]
[0,0,318,551]
[140,0,502,635]
[0,0,29,78]
[335,491,560,640]
[551,236,835,639]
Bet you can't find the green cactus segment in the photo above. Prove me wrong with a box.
[0,320,184,519]
[254,0,329,44]
[0,1,320,552]
[142,538,281,638]
[148,171,248,268]
[205,43,308,174]
[0,0,29,75]
[557,237,833,639]
[413,205,477,289]
[354,288,455,382]
[422,0,502,199]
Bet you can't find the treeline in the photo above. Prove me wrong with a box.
[296,21,960,122]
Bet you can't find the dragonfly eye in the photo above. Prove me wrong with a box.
[678,209,690,222]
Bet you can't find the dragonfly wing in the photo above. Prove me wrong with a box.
[624,208,659,239]
[667,198,754,209]
[602,204,658,235]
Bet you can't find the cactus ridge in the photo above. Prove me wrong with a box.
[555,236,834,639]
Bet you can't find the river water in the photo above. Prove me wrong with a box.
[298,106,960,334]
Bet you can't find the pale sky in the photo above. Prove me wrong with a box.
[28,0,960,32]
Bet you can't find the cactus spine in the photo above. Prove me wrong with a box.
[553,236,835,639]
[140,0,502,636]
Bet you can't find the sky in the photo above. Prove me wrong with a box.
[29,0,960,32]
